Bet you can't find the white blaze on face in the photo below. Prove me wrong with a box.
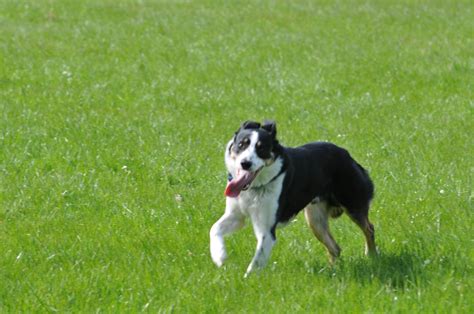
[236,131,265,172]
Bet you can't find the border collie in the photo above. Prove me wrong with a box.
[210,120,376,277]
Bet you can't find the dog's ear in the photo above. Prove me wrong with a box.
[234,121,260,140]
[262,120,277,139]
[241,120,261,130]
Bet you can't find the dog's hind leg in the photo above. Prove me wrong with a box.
[304,201,341,264]
[347,208,377,256]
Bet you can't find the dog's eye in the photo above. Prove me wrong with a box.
[238,138,250,149]
[256,141,267,152]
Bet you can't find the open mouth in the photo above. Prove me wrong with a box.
[225,168,262,198]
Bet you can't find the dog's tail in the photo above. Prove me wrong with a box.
[355,162,374,201]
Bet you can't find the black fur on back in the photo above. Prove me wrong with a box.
[274,142,374,224]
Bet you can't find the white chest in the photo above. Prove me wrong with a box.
[236,174,285,217]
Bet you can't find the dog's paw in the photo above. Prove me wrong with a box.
[211,248,227,267]
[244,262,259,278]
[244,265,262,278]
[212,256,226,267]
[244,266,254,278]
[210,237,228,267]
[366,246,380,257]
[244,264,253,278]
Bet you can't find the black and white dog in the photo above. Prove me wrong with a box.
[210,121,376,277]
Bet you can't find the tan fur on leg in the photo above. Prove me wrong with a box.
[304,202,341,263]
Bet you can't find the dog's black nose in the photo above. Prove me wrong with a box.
[240,160,252,170]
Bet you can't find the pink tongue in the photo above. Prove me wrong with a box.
[225,171,257,197]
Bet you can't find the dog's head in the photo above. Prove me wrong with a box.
[224,120,281,197]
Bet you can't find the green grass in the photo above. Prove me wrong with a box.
[1,0,473,312]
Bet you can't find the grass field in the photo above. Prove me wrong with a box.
[1,0,473,312]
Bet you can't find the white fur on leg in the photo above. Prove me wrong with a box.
[244,232,275,277]
[210,225,227,267]
[240,174,283,277]
[210,200,245,267]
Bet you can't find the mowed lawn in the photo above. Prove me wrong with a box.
[1,0,473,312]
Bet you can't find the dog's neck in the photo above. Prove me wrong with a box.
[249,156,285,189]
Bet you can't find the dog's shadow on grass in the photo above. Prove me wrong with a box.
[309,251,429,289]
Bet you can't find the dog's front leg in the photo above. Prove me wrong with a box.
[244,203,278,277]
[245,230,275,277]
[210,199,245,267]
